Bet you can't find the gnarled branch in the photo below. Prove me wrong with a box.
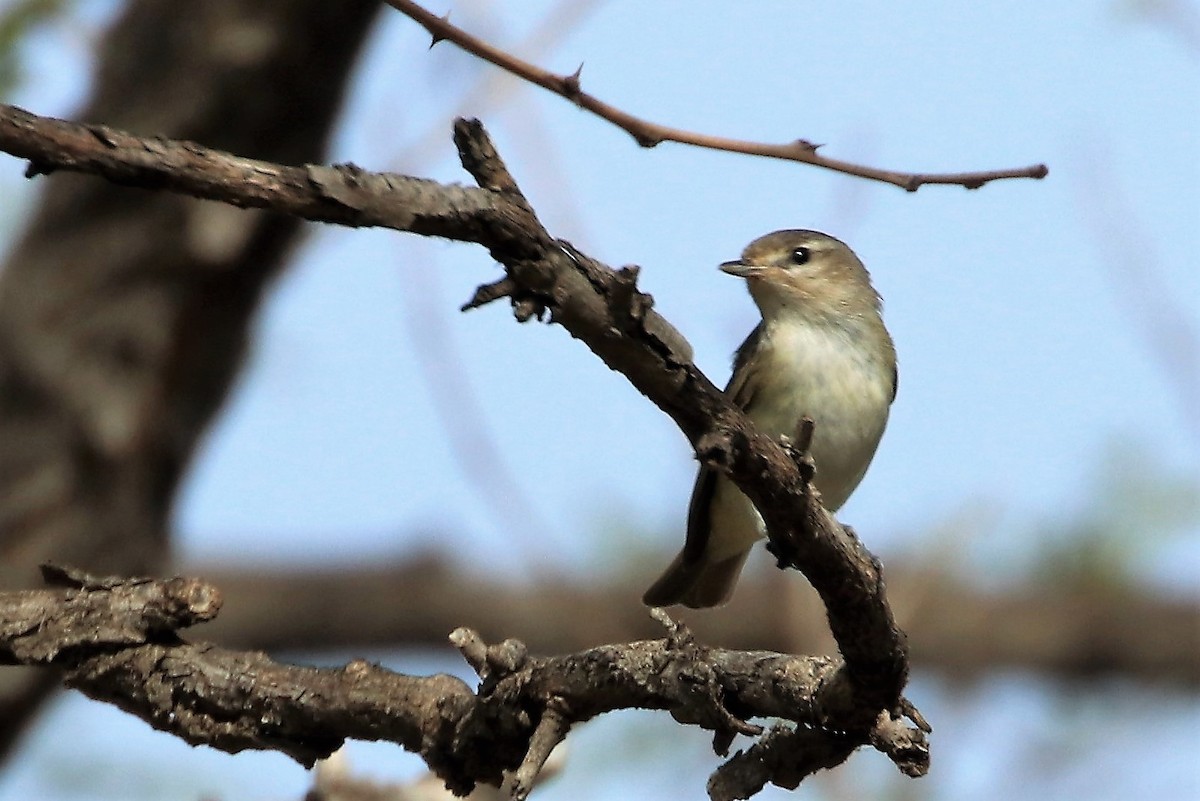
[0,570,928,799]
[0,104,924,792]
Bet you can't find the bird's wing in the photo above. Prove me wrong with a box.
[680,323,765,562]
[725,322,766,409]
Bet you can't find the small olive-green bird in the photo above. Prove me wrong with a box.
[643,230,897,608]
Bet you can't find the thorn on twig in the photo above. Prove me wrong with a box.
[403,1,1043,189]
[429,11,451,48]
[561,63,584,101]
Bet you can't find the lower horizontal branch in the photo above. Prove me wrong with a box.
[0,570,928,799]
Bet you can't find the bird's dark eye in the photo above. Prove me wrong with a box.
[790,246,811,266]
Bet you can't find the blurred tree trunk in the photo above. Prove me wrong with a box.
[0,0,381,760]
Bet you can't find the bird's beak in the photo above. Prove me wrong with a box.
[719,259,765,278]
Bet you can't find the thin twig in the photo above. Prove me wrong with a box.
[385,0,1048,191]
[502,702,570,801]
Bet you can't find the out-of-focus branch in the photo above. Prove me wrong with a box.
[184,556,1200,686]
[384,0,1048,191]
[0,106,923,788]
[0,570,928,799]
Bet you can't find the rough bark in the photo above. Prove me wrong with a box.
[0,105,914,713]
[0,568,928,800]
[0,104,931,793]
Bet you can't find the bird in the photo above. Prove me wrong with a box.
[643,229,897,608]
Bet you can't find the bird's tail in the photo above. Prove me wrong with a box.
[641,548,750,609]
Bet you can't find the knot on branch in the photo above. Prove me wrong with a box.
[610,264,653,329]
[450,627,529,691]
[869,708,931,778]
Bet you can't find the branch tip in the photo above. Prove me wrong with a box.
[503,704,570,801]
[461,276,517,311]
[449,627,489,676]
[648,606,682,638]
[453,116,525,197]
[794,417,815,452]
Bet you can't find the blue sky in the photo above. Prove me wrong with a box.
[173,2,1199,584]
[2,2,1197,800]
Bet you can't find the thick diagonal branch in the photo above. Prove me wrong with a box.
[0,105,917,773]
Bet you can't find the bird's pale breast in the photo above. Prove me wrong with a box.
[752,317,892,508]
